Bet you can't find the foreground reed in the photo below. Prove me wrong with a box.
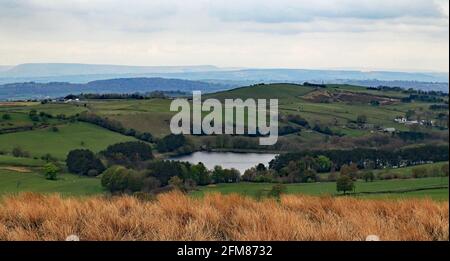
[0,192,447,241]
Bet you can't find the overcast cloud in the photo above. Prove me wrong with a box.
[0,0,448,72]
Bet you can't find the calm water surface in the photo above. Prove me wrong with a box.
[169,151,278,174]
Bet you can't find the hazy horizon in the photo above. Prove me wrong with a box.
[0,62,448,74]
[0,0,448,72]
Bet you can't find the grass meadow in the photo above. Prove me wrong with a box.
[0,122,136,159]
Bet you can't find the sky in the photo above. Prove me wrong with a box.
[0,0,448,72]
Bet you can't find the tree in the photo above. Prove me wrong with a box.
[256,163,267,172]
[211,166,240,183]
[441,164,449,177]
[103,141,153,165]
[189,163,210,185]
[101,166,143,193]
[157,134,187,153]
[147,160,187,186]
[340,163,359,180]
[363,171,375,182]
[336,175,355,194]
[43,163,59,180]
[316,155,332,173]
[1,114,11,120]
[29,110,39,121]
[66,149,105,176]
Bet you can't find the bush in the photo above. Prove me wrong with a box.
[412,167,428,179]
[12,146,30,158]
[41,153,58,163]
[101,166,143,193]
[363,171,375,182]
[268,184,287,199]
[66,149,105,176]
[29,110,40,121]
[168,176,184,191]
[43,163,59,180]
[1,114,11,120]
[327,172,338,182]
[141,177,161,193]
[87,169,99,177]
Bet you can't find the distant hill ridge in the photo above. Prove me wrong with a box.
[0,77,233,100]
[0,63,447,85]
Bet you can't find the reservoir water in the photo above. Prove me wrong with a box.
[169,151,278,174]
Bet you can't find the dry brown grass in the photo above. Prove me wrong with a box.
[0,192,448,241]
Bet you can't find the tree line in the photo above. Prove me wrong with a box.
[269,145,449,172]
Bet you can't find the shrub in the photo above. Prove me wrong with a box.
[327,172,338,182]
[12,146,30,158]
[412,167,428,179]
[363,171,375,182]
[141,177,161,193]
[43,163,59,180]
[168,176,184,191]
[1,114,11,120]
[66,149,105,176]
[101,166,143,193]
[441,164,449,177]
[41,153,57,163]
[268,184,287,199]
[87,169,99,177]
[29,110,39,121]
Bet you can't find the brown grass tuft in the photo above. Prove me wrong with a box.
[0,192,447,241]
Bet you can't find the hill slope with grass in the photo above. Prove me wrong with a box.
[0,122,137,159]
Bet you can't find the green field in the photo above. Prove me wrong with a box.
[0,169,103,196]
[0,122,137,159]
[192,178,449,200]
[0,155,46,167]
[0,83,448,200]
[1,164,447,199]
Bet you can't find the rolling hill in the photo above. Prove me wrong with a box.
[0,77,233,100]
